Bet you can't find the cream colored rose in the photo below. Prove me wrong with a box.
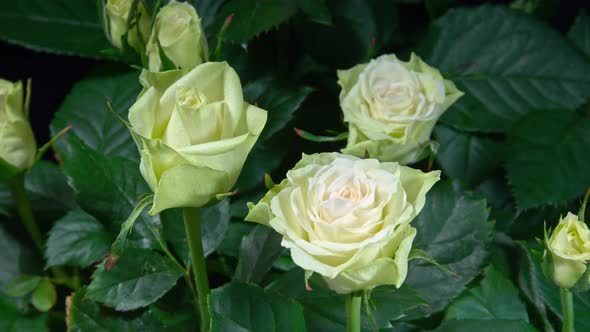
[338,53,463,165]
[246,152,440,293]
[146,1,208,72]
[128,62,267,214]
[104,0,151,51]
[0,79,36,171]
[543,212,590,290]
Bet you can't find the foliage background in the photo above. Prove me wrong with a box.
[0,0,590,331]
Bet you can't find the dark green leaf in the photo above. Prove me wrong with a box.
[294,0,399,68]
[190,0,224,29]
[31,279,56,312]
[506,110,590,210]
[404,181,492,318]
[25,161,77,219]
[433,125,504,188]
[0,227,39,292]
[236,78,313,193]
[5,275,41,298]
[86,248,184,311]
[67,288,166,332]
[162,199,231,263]
[569,11,590,58]
[432,319,538,332]
[418,5,590,132]
[214,0,298,43]
[61,137,160,250]
[51,68,141,161]
[45,209,111,268]
[297,0,332,25]
[217,220,255,258]
[0,0,111,57]
[234,225,283,283]
[209,282,306,332]
[445,266,529,321]
[0,295,48,332]
[267,268,427,330]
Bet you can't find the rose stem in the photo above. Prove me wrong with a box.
[5,173,77,289]
[560,288,574,332]
[346,292,362,332]
[183,207,211,332]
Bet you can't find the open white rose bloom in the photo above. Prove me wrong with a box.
[128,62,267,214]
[338,53,463,165]
[246,153,440,293]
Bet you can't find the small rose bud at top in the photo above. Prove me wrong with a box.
[542,212,590,290]
[0,79,36,171]
[104,0,151,51]
[146,0,208,72]
[337,53,463,165]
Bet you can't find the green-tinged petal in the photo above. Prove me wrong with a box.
[337,63,367,95]
[0,120,36,170]
[150,163,229,214]
[398,166,440,215]
[245,179,289,226]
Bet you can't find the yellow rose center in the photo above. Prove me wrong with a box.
[175,86,208,110]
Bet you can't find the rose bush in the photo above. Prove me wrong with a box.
[128,62,267,213]
[246,152,440,293]
[338,53,463,164]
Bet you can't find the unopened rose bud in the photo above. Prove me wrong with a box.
[146,1,208,72]
[543,212,590,290]
[0,79,36,171]
[104,0,150,51]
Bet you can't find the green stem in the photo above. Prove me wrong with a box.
[183,207,211,332]
[560,288,575,332]
[346,293,362,332]
[5,174,76,289]
[6,174,44,249]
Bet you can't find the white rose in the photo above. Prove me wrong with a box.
[246,152,440,293]
[338,53,463,164]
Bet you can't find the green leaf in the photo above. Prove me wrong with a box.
[417,5,590,132]
[45,209,111,268]
[236,78,313,193]
[67,287,166,332]
[432,319,538,332]
[4,275,41,298]
[0,227,40,292]
[445,266,529,321]
[31,279,56,312]
[404,181,492,318]
[267,268,427,330]
[297,0,332,25]
[506,110,590,210]
[234,225,283,283]
[0,295,48,332]
[569,11,590,58]
[51,68,141,161]
[86,248,184,311]
[518,241,590,332]
[162,199,231,263]
[0,161,77,221]
[433,125,504,188]
[294,0,399,68]
[217,220,255,258]
[190,0,224,29]
[209,282,306,332]
[214,0,298,43]
[0,0,111,58]
[61,137,160,250]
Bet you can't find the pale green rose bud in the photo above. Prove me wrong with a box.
[128,62,267,214]
[0,79,36,171]
[338,53,463,165]
[542,212,590,290]
[104,0,151,51]
[146,1,208,72]
[246,152,440,294]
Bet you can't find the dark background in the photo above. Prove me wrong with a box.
[0,0,588,147]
